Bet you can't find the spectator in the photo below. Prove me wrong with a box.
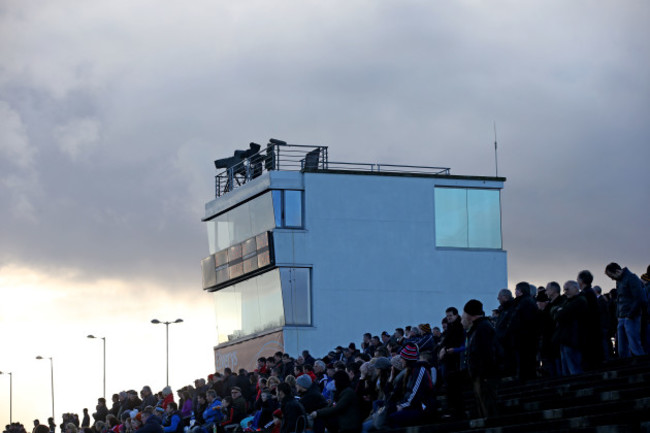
[605,262,646,357]
[277,383,305,433]
[438,306,465,419]
[93,398,108,423]
[311,370,362,433]
[594,286,614,361]
[461,299,498,418]
[556,280,588,375]
[578,270,604,370]
[511,282,540,382]
[161,387,174,410]
[139,387,158,411]
[416,324,435,354]
[80,410,89,429]
[494,288,516,377]
[162,402,182,433]
[388,344,436,428]
[296,374,327,414]
[641,265,650,354]
[138,407,163,433]
[544,282,566,377]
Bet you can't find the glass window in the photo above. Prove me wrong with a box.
[207,192,276,254]
[270,190,304,229]
[468,189,501,249]
[213,269,285,344]
[435,187,502,249]
[435,188,468,247]
[280,268,311,325]
[284,190,303,227]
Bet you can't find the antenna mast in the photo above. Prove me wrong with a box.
[493,121,499,177]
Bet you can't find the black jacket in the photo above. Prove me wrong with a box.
[465,317,497,379]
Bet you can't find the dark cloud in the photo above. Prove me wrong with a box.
[0,0,648,294]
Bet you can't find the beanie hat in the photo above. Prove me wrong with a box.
[296,374,312,389]
[418,323,431,334]
[373,357,391,370]
[399,343,419,361]
[536,292,549,302]
[463,299,484,316]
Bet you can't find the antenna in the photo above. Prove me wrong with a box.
[493,121,499,177]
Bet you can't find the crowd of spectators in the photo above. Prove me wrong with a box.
[9,262,649,433]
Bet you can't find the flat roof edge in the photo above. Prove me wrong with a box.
[304,168,506,182]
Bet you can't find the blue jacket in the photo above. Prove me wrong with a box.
[203,399,223,424]
[138,415,163,433]
[617,268,645,318]
[163,412,182,433]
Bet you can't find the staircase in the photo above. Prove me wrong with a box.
[389,355,650,433]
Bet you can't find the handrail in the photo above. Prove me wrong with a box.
[213,140,450,197]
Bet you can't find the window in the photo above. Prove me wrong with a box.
[212,267,312,344]
[207,192,276,253]
[280,268,311,326]
[435,187,502,249]
[272,190,304,228]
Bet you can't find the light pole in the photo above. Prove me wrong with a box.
[87,335,106,399]
[151,318,183,386]
[36,356,54,420]
[0,371,12,423]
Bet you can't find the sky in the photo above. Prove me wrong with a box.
[1,0,649,427]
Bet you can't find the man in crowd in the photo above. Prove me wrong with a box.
[140,386,158,411]
[494,288,516,377]
[438,307,465,419]
[577,270,604,369]
[556,281,588,375]
[605,262,646,357]
[461,299,498,418]
[511,282,540,382]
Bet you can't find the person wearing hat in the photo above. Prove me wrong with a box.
[462,299,498,418]
[137,407,163,433]
[388,343,436,428]
[296,373,327,419]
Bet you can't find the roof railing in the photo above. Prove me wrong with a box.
[213,139,450,198]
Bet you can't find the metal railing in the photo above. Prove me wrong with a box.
[215,141,328,197]
[213,139,450,198]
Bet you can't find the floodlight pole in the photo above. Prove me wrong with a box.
[151,319,183,386]
[36,356,54,420]
[0,371,12,423]
[87,335,106,399]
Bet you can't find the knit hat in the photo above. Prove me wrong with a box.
[418,323,431,334]
[373,357,392,370]
[463,299,485,316]
[399,343,419,361]
[296,374,312,390]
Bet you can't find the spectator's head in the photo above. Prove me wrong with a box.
[97,397,106,406]
[141,386,152,397]
[333,370,351,391]
[394,328,404,338]
[295,374,312,393]
[594,286,603,295]
[445,307,459,323]
[166,402,178,413]
[224,367,232,376]
[515,282,531,298]
[577,270,593,289]
[399,343,419,368]
[419,323,432,335]
[461,299,484,330]
[545,281,561,301]
[563,280,580,299]
[64,423,77,433]
[497,288,513,305]
[432,326,441,337]
[230,387,242,400]
[276,382,292,400]
[536,292,549,310]
[605,263,623,280]
[33,426,49,433]
[381,331,390,343]
[313,360,326,373]
[205,389,217,402]
[363,332,371,343]
[162,386,172,397]
[374,346,389,358]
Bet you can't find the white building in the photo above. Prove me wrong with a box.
[201,140,506,372]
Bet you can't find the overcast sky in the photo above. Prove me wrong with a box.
[1,0,649,426]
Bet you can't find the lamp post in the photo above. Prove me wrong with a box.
[87,335,106,399]
[151,318,183,386]
[0,371,12,423]
[36,356,54,420]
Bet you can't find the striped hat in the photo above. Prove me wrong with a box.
[399,343,419,361]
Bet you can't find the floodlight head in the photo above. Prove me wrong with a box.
[174,319,184,324]
[151,319,161,324]
[36,356,44,360]
[269,138,287,145]
[87,334,96,339]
